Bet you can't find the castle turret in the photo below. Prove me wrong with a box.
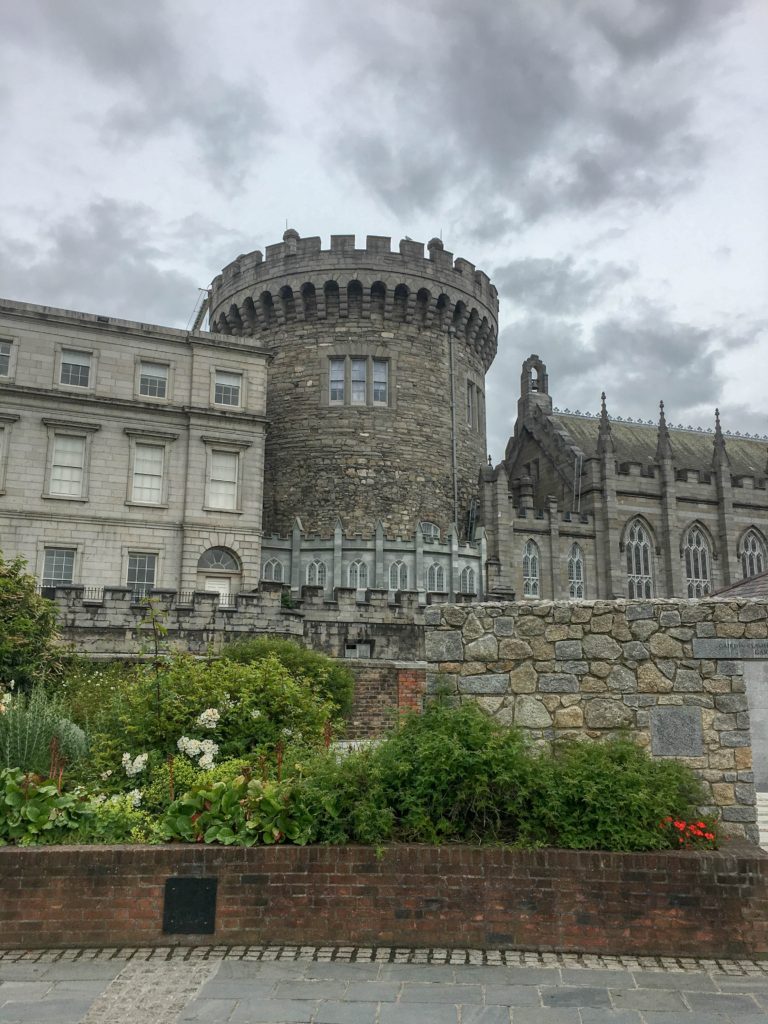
[209,231,499,538]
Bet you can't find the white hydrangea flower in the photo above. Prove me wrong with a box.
[121,752,149,777]
[99,770,113,781]
[92,793,107,805]
[177,735,218,768]
[196,707,220,729]
[250,709,261,720]
[127,789,142,808]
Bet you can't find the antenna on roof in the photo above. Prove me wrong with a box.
[187,288,210,331]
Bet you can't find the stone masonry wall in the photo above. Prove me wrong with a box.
[424,599,767,843]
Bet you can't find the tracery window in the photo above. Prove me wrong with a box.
[420,521,440,541]
[389,560,408,591]
[460,566,476,595]
[741,530,766,578]
[262,558,284,582]
[198,547,240,572]
[522,539,540,597]
[683,525,711,597]
[426,562,445,592]
[626,519,654,598]
[306,560,327,587]
[567,542,585,599]
[348,559,368,590]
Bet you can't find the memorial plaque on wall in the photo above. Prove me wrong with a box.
[692,638,768,659]
[163,877,218,934]
[649,706,704,758]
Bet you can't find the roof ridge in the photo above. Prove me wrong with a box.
[553,407,768,442]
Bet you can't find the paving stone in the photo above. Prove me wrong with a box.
[0,965,52,981]
[378,965,456,981]
[198,980,279,999]
[314,1000,378,1024]
[0,982,53,1000]
[275,979,346,1000]
[399,981,482,1003]
[484,984,541,1005]
[342,981,401,1001]
[176,998,238,1022]
[639,1015,729,1024]
[577,1011,641,1024]
[559,969,637,989]
[460,1008,512,1024]
[504,1010,580,1024]
[40,962,124,981]
[541,986,611,1008]
[215,961,307,980]
[630,970,717,991]
[683,990,762,1013]
[454,966,552,984]
[0,997,96,1022]
[304,962,380,980]
[609,988,688,1011]
[228,998,316,1023]
[379,1005,458,1024]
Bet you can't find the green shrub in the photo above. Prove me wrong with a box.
[61,653,338,779]
[0,686,88,776]
[0,768,89,846]
[76,793,160,845]
[222,637,354,716]
[0,552,65,689]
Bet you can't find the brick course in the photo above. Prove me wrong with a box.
[1,843,766,957]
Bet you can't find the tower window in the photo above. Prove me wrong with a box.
[683,525,711,597]
[522,539,540,597]
[329,358,345,403]
[373,359,388,404]
[741,530,766,578]
[567,543,585,599]
[626,519,654,598]
[350,358,367,405]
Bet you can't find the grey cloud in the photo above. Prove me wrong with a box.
[0,1,273,186]
[493,256,633,315]
[0,199,201,326]
[314,0,741,227]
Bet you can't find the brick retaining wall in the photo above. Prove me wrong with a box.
[1,843,767,957]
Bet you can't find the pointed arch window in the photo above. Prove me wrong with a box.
[306,560,327,587]
[426,562,445,592]
[262,558,284,583]
[460,566,476,595]
[683,525,711,597]
[522,539,540,598]
[348,559,368,590]
[389,560,408,591]
[626,520,654,598]
[741,530,766,578]
[567,543,585,599]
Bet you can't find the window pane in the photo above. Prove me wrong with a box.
[50,435,85,496]
[127,552,156,598]
[139,362,168,398]
[132,444,164,503]
[208,450,238,509]
[60,350,90,387]
[0,340,10,376]
[330,358,345,402]
[373,359,388,403]
[467,383,474,426]
[214,370,241,406]
[351,358,366,404]
[43,548,75,586]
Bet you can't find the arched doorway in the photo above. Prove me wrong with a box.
[196,547,241,605]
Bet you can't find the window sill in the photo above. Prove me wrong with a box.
[125,501,170,510]
[202,505,243,514]
[42,493,89,502]
[56,383,94,393]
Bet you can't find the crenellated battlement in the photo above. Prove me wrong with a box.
[209,230,498,371]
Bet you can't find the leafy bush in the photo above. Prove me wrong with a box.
[222,637,354,716]
[0,686,88,776]
[61,653,338,780]
[0,552,64,689]
[76,793,159,845]
[0,768,89,846]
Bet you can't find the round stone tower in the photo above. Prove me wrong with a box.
[209,231,498,539]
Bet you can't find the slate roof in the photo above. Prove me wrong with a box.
[551,413,768,479]
[713,570,768,598]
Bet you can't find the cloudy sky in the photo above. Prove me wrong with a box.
[1,0,766,459]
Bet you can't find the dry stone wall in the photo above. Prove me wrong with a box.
[424,599,766,843]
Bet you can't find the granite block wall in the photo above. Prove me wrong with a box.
[424,599,767,843]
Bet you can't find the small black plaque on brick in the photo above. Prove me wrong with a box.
[162,877,218,934]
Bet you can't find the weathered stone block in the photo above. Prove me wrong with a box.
[461,613,484,641]
[626,603,654,621]
[719,731,751,747]
[493,616,515,636]
[659,610,681,626]
[457,673,509,695]
[673,668,703,692]
[554,639,583,660]
[584,698,633,729]
[622,641,650,661]
[650,706,704,757]
[498,638,533,659]
[630,620,658,641]
[465,634,499,661]
[514,695,552,727]
[582,635,621,660]
[554,706,584,728]
[561,660,589,675]
[715,694,748,712]
[508,663,537,692]
[721,806,756,822]
[425,630,463,662]
[607,666,636,692]
[538,674,579,693]
[649,633,684,658]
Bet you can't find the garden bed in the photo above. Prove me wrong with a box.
[1,841,767,957]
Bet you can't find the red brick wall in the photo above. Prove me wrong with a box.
[1,843,766,956]
[347,662,425,738]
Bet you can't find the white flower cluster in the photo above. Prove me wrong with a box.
[177,736,219,769]
[196,707,220,729]
[127,789,142,808]
[121,752,149,777]
[250,709,261,720]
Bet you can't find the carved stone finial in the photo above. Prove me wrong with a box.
[655,398,672,461]
[713,407,730,467]
[598,392,615,455]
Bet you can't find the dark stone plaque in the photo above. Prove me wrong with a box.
[692,638,768,659]
[649,706,704,758]
[163,876,217,934]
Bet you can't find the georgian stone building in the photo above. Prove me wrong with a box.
[1,231,766,607]
[480,354,768,601]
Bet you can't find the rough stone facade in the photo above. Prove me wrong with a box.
[424,598,766,843]
[481,354,768,600]
[209,231,498,540]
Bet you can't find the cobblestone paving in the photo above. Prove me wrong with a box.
[1,947,767,1023]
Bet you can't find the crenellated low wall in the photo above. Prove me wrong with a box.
[424,599,768,844]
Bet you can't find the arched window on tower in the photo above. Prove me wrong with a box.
[426,562,445,593]
[306,560,327,588]
[626,519,654,598]
[567,543,585,599]
[741,529,766,578]
[262,558,284,583]
[522,540,540,597]
[460,566,476,595]
[389,560,408,592]
[682,525,711,597]
[348,559,368,591]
